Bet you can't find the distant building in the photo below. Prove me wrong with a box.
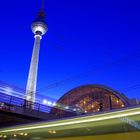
[51,84,139,118]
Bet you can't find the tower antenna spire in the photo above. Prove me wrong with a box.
[41,0,45,10]
[37,0,46,21]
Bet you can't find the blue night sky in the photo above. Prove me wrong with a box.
[0,0,140,100]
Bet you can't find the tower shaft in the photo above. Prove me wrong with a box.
[25,35,41,105]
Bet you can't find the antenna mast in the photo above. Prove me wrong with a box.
[41,0,45,10]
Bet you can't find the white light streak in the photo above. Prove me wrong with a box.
[26,95,31,100]
[47,101,52,106]
[1,108,140,133]
[65,106,69,109]
[0,86,25,99]
[52,102,56,107]
[42,99,48,104]
[4,87,13,95]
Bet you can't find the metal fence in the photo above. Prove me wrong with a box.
[0,92,52,114]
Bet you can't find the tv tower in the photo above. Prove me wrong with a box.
[25,0,48,108]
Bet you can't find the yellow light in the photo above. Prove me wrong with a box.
[20,133,24,135]
[48,130,52,133]
[52,130,56,134]
[14,134,17,137]
[48,130,56,134]
[91,105,94,108]
[116,100,119,103]
[0,135,2,138]
[3,135,7,138]
[24,133,28,136]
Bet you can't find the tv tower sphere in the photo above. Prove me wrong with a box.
[32,21,48,36]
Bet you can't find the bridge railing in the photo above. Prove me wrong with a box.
[0,92,52,114]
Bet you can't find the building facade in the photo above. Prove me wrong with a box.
[51,84,139,118]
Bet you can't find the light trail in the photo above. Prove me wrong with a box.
[0,107,140,133]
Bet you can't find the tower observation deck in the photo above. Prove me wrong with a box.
[25,0,48,108]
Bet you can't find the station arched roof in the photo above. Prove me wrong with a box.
[51,84,135,117]
[57,84,130,106]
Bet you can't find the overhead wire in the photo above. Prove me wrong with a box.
[36,52,140,92]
